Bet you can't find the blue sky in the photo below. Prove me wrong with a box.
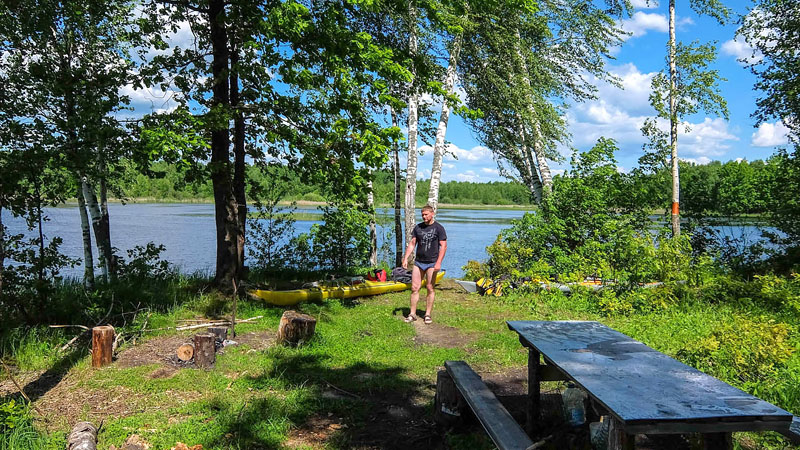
[123,1,792,183]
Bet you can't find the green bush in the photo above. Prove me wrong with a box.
[677,317,793,383]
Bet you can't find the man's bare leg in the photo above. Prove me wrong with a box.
[424,268,437,319]
[408,265,423,319]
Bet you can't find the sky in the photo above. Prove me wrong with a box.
[413,0,792,182]
[124,0,793,184]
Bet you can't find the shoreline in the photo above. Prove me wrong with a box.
[54,198,538,211]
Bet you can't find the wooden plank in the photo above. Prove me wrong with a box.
[507,321,793,434]
[445,361,533,450]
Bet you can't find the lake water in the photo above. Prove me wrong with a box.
[4,203,773,279]
[4,203,535,278]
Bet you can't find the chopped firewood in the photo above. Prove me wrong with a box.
[177,344,195,361]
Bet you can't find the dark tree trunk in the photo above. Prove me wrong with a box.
[230,45,247,274]
[0,202,4,296]
[391,108,403,267]
[99,170,114,279]
[208,0,238,288]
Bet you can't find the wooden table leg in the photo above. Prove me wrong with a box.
[527,348,541,435]
[608,417,635,450]
[703,432,732,449]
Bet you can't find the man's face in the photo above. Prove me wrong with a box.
[421,209,434,224]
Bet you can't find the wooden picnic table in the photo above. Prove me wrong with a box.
[507,320,794,449]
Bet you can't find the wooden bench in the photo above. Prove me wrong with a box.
[435,360,534,450]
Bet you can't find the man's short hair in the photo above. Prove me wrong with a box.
[421,205,434,213]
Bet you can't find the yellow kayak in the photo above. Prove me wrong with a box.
[251,271,446,306]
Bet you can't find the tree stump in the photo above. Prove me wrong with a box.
[177,344,194,362]
[277,311,316,346]
[208,326,228,343]
[91,326,114,368]
[434,370,466,427]
[193,333,216,368]
[67,421,97,450]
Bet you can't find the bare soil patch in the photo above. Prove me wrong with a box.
[410,320,474,349]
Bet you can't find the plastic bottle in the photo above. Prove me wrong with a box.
[562,382,587,426]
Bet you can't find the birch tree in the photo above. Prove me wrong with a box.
[459,0,629,203]
[404,1,421,245]
[647,0,730,236]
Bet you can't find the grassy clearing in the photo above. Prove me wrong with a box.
[1,280,798,449]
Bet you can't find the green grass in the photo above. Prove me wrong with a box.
[2,279,799,449]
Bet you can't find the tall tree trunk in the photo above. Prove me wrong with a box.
[99,166,114,279]
[231,45,247,274]
[516,120,543,203]
[82,177,110,281]
[392,108,403,267]
[404,1,419,246]
[0,201,4,295]
[208,0,238,288]
[514,31,553,196]
[427,34,462,212]
[367,177,377,267]
[77,186,95,288]
[669,0,680,237]
[34,179,45,288]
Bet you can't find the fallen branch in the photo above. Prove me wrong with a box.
[0,359,45,416]
[175,315,263,331]
[322,378,361,399]
[49,325,90,331]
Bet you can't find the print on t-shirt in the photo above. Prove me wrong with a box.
[412,222,447,263]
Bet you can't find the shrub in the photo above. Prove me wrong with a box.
[677,317,793,383]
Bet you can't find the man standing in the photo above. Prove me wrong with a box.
[402,205,447,324]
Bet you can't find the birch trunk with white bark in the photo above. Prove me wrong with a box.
[77,186,94,288]
[82,177,110,281]
[98,174,114,279]
[669,0,680,237]
[367,177,377,267]
[404,2,419,246]
[516,121,543,203]
[427,34,463,211]
[514,31,553,196]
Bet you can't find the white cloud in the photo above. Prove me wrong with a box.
[455,171,479,182]
[681,156,712,165]
[721,35,762,66]
[751,120,790,147]
[678,117,738,157]
[621,12,668,37]
[481,167,499,175]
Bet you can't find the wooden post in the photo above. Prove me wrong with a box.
[434,369,466,427]
[67,421,97,450]
[193,333,216,368]
[703,432,732,450]
[527,348,541,435]
[277,310,317,346]
[208,326,228,343]
[608,417,635,450]
[91,326,114,368]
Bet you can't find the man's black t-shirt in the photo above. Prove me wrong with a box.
[412,221,447,263]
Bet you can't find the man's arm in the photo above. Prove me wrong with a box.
[434,240,447,271]
[402,237,417,269]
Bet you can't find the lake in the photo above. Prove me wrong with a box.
[4,203,535,279]
[5,203,773,279]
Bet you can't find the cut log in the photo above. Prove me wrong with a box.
[177,344,194,362]
[434,369,467,427]
[91,326,114,368]
[277,310,316,346]
[208,326,228,342]
[67,421,97,450]
[193,333,216,368]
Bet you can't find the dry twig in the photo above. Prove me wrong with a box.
[0,359,45,415]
